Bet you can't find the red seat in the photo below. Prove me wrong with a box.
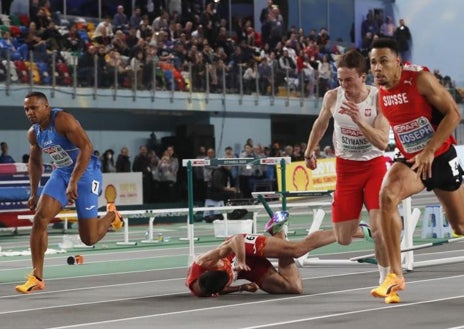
[9,26,20,38]
[56,62,72,85]
[14,60,29,83]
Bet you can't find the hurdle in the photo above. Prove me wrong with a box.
[297,197,425,269]
[182,156,294,263]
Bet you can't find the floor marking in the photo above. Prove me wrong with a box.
[241,294,464,329]
[4,274,462,328]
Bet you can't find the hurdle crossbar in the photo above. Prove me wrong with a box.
[252,190,333,199]
[298,197,427,269]
[351,236,464,262]
[17,201,331,249]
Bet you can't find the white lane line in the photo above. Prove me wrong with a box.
[0,270,187,295]
[241,294,464,329]
[38,274,464,329]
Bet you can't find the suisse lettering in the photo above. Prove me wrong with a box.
[382,93,409,107]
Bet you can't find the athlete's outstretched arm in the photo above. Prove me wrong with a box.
[304,89,336,167]
[196,235,250,271]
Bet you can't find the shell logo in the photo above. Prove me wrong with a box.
[292,165,310,190]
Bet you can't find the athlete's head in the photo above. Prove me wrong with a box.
[25,91,49,104]
[336,50,367,95]
[369,38,402,88]
[24,91,50,125]
[198,270,229,296]
[337,49,367,77]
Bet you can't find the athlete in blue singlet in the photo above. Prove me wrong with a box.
[16,91,123,294]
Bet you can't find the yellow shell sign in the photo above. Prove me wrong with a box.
[276,158,336,192]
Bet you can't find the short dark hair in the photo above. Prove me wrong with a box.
[25,91,48,102]
[198,270,229,295]
[371,38,399,56]
[336,49,367,75]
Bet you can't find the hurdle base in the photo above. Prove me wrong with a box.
[301,257,371,266]
[140,239,163,244]
[179,237,199,241]
[116,242,138,246]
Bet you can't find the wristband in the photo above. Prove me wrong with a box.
[304,153,315,160]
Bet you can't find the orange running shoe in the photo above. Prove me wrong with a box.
[16,273,45,294]
[107,203,123,231]
[371,272,405,298]
[385,292,401,304]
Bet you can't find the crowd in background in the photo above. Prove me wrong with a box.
[1,1,463,206]
[90,137,336,208]
[0,1,462,100]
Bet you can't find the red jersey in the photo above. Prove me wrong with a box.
[185,255,235,297]
[185,234,267,296]
[378,64,456,159]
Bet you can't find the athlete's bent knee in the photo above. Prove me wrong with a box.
[80,235,97,246]
[380,187,400,210]
[336,236,353,246]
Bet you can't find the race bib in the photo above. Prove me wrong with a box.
[393,116,434,153]
[339,127,372,153]
[43,145,73,168]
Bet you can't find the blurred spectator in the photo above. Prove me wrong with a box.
[92,16,113,46]
[202,40,219,91]
[243,60,257,94]
[361,11,379,39]
[283,144,293,157]
[126,26,140,51]
[63,24,85,52]
[41,20,64,52]
[260,0,274,25]
[101,149,116,173]
[316,28,330,54]
[314,145,326,159]
[202,147,216,193]
[112,5,129,34]
[132,145,153,203]
[279,47,297,79]
[104,49,129,88]
[77,45,105,87]
[116,146,131,172]
[156,146,179,202]
[292,143,304,161]
[0,30,17,56]
[258,57,272,95]
[267,5,285,49]
[152,9,169,32]
[380,16,395,38]
[137,15,154,41]
[0,142,15,163]
[24,21,48,61]
[34,7,51,32]
[317,55,332,97]
[112,29,130,57]
[323,145,335,158]
[200,3,219,46]
[269,141,283,157]
[129,7,142,29]
[204,164,238,222]
[128,48,145,89]
[224,146,239,187]
[238,144,254,198]
[191,52,206,92]
[394,18,412,62]
[193,145,207,202]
